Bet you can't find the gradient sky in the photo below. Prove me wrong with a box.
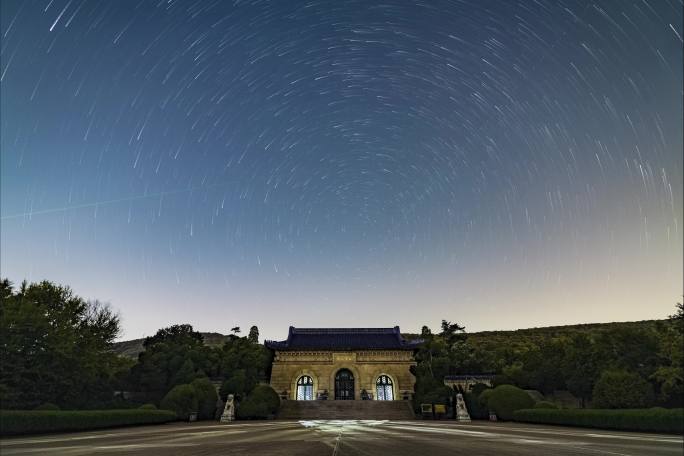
[1,0,682,341]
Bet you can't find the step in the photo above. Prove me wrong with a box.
[277,400,415,420]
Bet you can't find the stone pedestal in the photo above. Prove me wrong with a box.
[455,393,471,422]
[220,394,235,422]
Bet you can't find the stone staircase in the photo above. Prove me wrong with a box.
[277,400,415,420]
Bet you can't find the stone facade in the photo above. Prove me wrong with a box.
[265,327,420,401]
[270,349,416,400]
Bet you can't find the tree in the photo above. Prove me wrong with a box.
[440,320,466,346]
[671,301,683,325]
[191,377,219,420]
[651,302,684,406]
[128,324,215,403]
[143,324,203,348]
[218,331,271,397]
[592,370,654,409]
[248,326,259,343]
[522,339,566,394]
[563,333,600,407]
[220,370,249,399]
[0,280,122,409]
[170,359,198,386]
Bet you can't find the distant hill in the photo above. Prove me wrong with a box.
[468,319,662,341]
[112,319,664,359]
[112,332,232,358]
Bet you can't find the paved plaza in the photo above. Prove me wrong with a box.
[1,420,682,456]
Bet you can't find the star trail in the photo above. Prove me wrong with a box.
[1,0,682,340]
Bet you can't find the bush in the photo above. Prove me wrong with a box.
[478,388,494,408]
[485,385,534,420]
[534,401,558,409]
[592,370,654,409]
[463,392,488,419]
[237,400,270,419]
[237,385,280,419]
[513,408,684,434]
[0,409,176,436]
[160,384,198,420]
[191,377,218,420]
[249,385,280,413]
[138,403,157,410]
[34,403,60,411]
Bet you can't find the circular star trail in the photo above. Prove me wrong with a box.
[1,0,682,339]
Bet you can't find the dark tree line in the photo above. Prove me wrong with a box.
[0,279,271,411]
[1,278,681,412]
[413,305,683,409]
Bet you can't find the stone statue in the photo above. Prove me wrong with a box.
[455,393,471,422]
[220,394,235,422]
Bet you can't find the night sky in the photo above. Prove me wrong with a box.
[1,0,682,341]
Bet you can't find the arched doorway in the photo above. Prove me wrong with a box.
[335,369,355,400]
[296,375,314,400]
[376,375,394,400]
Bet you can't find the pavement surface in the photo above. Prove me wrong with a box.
[1,420,682,456]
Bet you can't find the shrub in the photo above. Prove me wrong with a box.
[513,408,684,434]
[486,385,534,420]
[138,403,157,410]
[237,385,280,419]
[534,401,558,409]
[237,400,270,419]
[0,409,176,436]
[191,377,218,420]
[160,384,198,420]
[592,370,654,409]
[478,388,494,409]
[463,391,488,419]
[249,385,280,413]
[34,403,60,411]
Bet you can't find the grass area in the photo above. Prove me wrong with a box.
[0,409,177,436]
[513,408,684,434]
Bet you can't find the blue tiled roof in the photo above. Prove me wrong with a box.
[265,326,422,351]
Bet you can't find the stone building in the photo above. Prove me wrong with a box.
[265,327,421,401]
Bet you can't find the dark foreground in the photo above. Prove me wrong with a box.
[1,420,682,456]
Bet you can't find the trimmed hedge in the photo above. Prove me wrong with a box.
[34,403,60,411]
[534,401,558,409]
[0,409,177,436]
[513,408,684,434]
